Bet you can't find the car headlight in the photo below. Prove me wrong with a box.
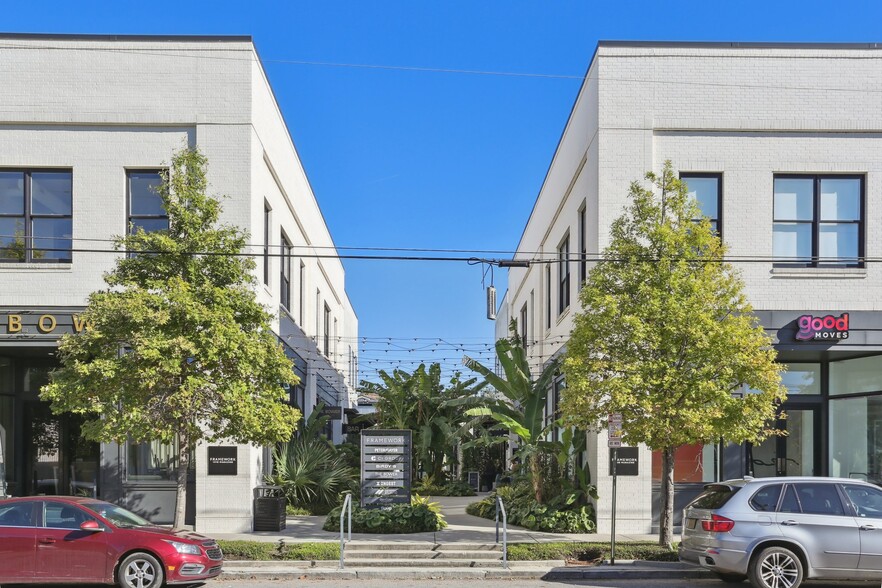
[163,540,201,555]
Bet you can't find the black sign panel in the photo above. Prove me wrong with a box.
[343,422,369,434]
[320,405,342,420]
[208,446,238,476]
[608,446,639,476]
[361,429,411,508]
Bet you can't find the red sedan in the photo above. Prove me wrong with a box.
[0,496,223,587]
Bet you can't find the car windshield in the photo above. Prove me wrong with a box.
[81,502,153,528]
[688,484,740,510]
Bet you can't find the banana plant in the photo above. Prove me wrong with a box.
[461,330,562,503]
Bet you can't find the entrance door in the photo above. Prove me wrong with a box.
[24,402,98,496]
[750,407,820,477]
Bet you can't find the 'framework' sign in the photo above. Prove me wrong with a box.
[361,429,411,508]
[207,446,238,475]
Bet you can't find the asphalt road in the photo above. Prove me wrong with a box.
[209,580,881,588]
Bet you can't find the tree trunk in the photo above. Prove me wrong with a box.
[530,453,544,503]
[173,439,190,529]
[659,446,675,548]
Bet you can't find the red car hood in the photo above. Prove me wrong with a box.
[126,525,213,543]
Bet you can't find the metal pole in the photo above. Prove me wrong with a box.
[495,496,499,543]
[611,446,617,566]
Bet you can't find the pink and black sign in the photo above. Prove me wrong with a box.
[795,313,850,341]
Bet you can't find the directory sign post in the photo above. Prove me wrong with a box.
[361,429,412,508]
[608,413,623,565]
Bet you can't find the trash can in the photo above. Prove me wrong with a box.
[253,485,286,531]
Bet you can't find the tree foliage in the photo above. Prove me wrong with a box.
[561,161,784,546]
[41,146,300,528]
[362,363,484,482]
[462,331,563,503]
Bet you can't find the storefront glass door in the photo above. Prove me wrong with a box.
[23,401,98,496]
[750,408,819,477]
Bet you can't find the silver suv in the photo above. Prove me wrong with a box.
[680,476,882,588]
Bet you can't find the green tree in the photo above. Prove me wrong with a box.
[41,146,301,528]
[362,364,483,483]
[462,329,562,503]
[562,161,784,547]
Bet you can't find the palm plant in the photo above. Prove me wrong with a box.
[461,329,561,503]
[266,403,356,514]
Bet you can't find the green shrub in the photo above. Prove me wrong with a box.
[466,481,595,533]
[281,542,340,560]
[217,540,340,561]
[285,504,312,516]
[507,541,677,562]
[412,479,476,497]
[323,501,447,534]
[216,540,279,560]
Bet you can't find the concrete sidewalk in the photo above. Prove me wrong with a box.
[220,560,710,581]
[213,494,658,544]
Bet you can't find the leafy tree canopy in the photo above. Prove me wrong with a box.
[562,161,784,448]
[41,146,300,526]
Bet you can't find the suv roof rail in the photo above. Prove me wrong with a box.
[743,475,754,481]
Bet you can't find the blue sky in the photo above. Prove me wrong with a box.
[4,0,881,382]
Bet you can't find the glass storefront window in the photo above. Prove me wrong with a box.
[830,356,882,396]
[0,396,12,495]
[651,444,717,483]
[830,395,882,483]
[128,438,178,481]
[781,363,821,395]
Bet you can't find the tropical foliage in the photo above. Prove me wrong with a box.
[42,146,300,528]
[266,403,357,515]
[323,494,446,533]
[562,161,784,546]
[361,363,484,483]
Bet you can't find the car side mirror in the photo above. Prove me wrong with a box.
[80,520,103,532]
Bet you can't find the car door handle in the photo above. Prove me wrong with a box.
[860,525,877,531]
[39,537,57,544]
[780,520,799,526]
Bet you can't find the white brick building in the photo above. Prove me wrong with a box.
[0,34,358,532]
[497,41,882,533]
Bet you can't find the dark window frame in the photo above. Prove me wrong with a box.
[773,174,865,268]
[681,172,722,237]
[323,303,331,357]
[545,264,551,330]
[0,168,73,263]
[280,231,292,310]
[578,203,587,287]
[558,234,570,316]
[127,169,167,236]
[263,202,271,286]
[519,303,528,348]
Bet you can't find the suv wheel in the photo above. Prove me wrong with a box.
[748,546,803,588]
[118,552,164,588]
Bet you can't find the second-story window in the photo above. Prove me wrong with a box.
[280,233,292,310]
[263,203,271,286]
[682,173,721,235]
[558,235,570,315]
[578,203,587,287]
[773,175,863,267]
[128,171,167,234]
[0,170,73,262]
[545,264,551,330]
[520,304,528,347]
[323,303,331,357]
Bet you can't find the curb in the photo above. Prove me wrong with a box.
[219,561,713,581]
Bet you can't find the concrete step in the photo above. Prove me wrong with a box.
[341,559,512,568]
[346,550,502,560]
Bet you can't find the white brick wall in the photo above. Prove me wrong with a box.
[502,42,882,533]
[0,35,357,532]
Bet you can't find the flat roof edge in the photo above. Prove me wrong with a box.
[0,32,252,42]
[598,40,882,50]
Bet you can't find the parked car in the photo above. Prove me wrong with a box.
[0,496,223,587]
[680,476,882,588]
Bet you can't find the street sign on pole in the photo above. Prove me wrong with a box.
[607,413,622,565]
